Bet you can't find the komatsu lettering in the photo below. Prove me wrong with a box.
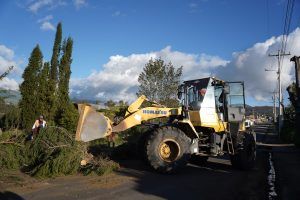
[142,110,167,115]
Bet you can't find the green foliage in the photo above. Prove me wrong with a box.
[58,37,73,107]
[281,119,296,143]
[57,103,79,133]
[0,127,119,178]
[287,83,297,108]
[285,83,299,145]
[1,106,21,130]
[137,58,182,107]
[37,62,54,124]
[19,22,77,132]
[55,37,78,132]
[0,130,28,169]
[0,92,21,130]
[19,45,44,130]
[50,22,62,82]
[26,127,85,178]
[47,23,62,123]
[105,100,116,107]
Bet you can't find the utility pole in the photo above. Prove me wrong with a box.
[0,66,13,80]
[290,56,300,144]
[272,91,277,123]
[269,50,291,136]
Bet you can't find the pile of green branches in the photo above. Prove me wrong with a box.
[0,127,119,178]
[0,130,28,169]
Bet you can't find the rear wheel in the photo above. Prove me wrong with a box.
[230,132,256,170]
[145,126,191,173]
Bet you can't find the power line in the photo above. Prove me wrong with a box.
[267,0,295,136]
[280,0,295,66]
[269,51,290,136]
[266,0,270,37]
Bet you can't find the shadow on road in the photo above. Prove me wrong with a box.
[0,191,24,200]
[116,153,268,200]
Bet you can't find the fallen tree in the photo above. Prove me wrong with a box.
[0,127,119,178]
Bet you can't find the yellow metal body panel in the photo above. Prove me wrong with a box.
[75,95,233,142]
[125,95,147,116]
[189,110,227,133]
[177,119,199,137]
[189,111,201,126]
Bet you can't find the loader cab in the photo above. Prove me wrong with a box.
[211,79,246,123]
[178,77,246,130]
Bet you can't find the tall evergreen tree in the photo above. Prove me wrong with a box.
[50,22,62,82]
[19,45,43,130]
[48,22,62,122]
[37,62,53,123]
[137,58,182,107]
[56,37,78,132]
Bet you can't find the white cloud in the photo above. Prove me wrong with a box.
[37,15,53,23]
[214,28,300,102]
[0,45,15,61]
[73,0,87,9]
[70,46,228,102]
[40,21,55,31]
[28,0,53,13]
[0,77,19,90]
[0,45,21,91]
[27,0,66,13]
[37,15,55,31]
[71,28,300,104]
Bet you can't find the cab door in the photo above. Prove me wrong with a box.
[226,81,246,122]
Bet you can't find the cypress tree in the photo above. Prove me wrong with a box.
[48,23,62,122]
[19,45,43,130]
[37,62,53,123]
[56,37,78,132]
[50,22,62,82]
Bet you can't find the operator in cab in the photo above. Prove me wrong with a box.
[189,87,207,110]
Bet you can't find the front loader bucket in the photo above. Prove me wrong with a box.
[75,104,112,142]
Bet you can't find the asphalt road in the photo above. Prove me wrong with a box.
[2,124,276,200]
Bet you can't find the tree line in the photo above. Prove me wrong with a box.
[1,23,183,132]
[19,23,78,132]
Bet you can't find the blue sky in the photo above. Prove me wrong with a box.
[0,0,300,106]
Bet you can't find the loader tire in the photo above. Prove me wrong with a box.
[137,130,151,161]
[145,126,191,173]
[230,132,256,170]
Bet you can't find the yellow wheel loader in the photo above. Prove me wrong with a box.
[75,77,256,173]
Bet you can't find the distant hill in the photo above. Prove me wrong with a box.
[0,89,21,105]
[245,104,277,117]
[0,90,277,116]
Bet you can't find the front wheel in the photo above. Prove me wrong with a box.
[230,132,256,170]
[145,126,191,173]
